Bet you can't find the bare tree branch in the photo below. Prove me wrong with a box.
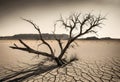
[52,24,63,52]
[10,39,55,58]
[58,13,105,59]
[21,18,55,56]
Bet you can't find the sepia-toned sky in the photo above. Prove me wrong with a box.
[0,0,120,38]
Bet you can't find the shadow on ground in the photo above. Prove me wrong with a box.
[0,58,120,82]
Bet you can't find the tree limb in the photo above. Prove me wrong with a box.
[10,39,55,58]
[21,18,55,56]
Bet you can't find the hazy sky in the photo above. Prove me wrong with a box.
[0,0,120,38]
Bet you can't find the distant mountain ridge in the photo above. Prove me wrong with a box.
[0,34,69,40]
[0,34,119,40]
[81,36,120,40]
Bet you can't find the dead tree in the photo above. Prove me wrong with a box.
[3,13,120,82]
[9,13,105,66]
